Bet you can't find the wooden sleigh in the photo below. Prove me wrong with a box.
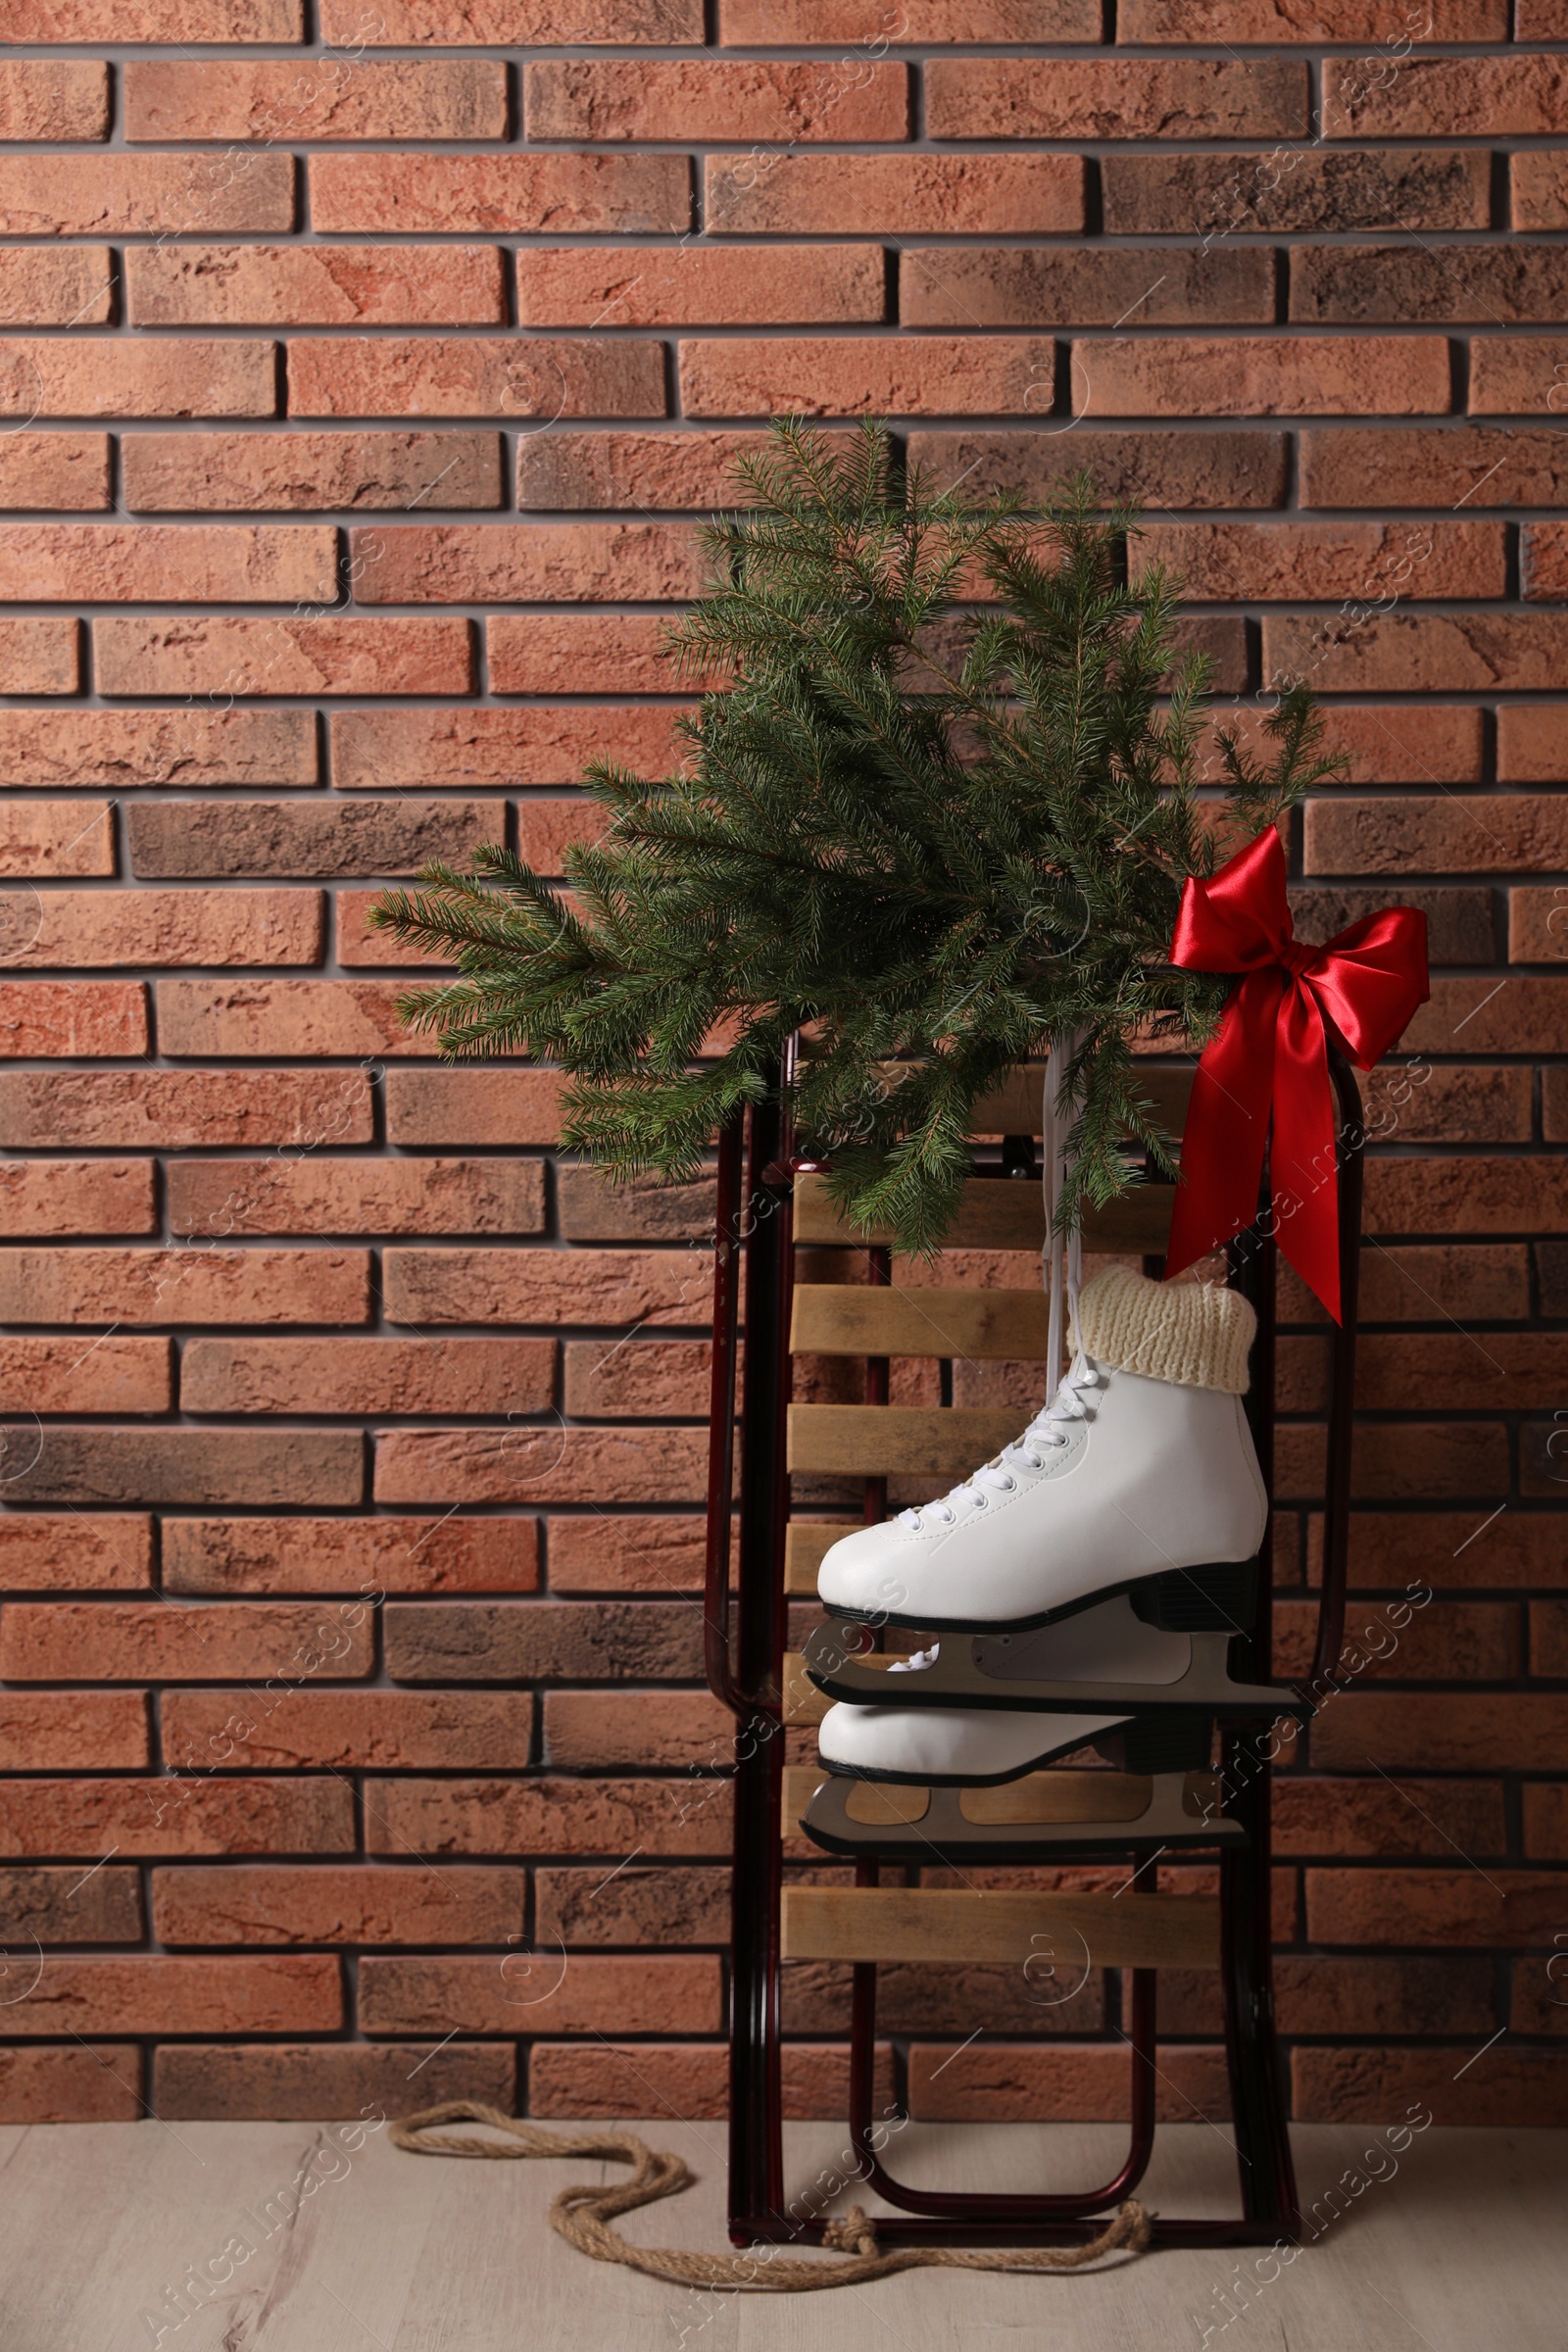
[703,1040,1363,2249]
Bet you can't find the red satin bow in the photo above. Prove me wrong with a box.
[1164,829,1430,1320]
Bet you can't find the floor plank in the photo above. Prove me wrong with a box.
[0,2119,1561,2351]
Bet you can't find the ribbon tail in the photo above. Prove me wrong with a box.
[1165,972,1281,1280]
[1268,983,1343,1321]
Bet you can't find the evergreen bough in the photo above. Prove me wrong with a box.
[371,420,1342,1256]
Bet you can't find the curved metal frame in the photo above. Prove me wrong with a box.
[704,1044,1365,2250]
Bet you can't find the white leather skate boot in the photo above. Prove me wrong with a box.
[815,1265,1267,1639]
[816,1690,1129,1784]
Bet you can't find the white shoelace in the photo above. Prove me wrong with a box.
[896,1356,1102,1535]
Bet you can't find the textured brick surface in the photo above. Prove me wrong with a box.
[0,9,1559,2132]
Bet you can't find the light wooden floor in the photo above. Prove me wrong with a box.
[1,2113,1557,2351]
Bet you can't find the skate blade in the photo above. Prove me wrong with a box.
[796,1767,1242,1858]
[804,1619,1309,1722]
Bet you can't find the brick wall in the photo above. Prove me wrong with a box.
[0,0,1564,2132]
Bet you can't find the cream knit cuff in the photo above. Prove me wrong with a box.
[1071,1265,1255,1396]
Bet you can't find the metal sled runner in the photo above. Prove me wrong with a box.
[703,1044,1364,2250]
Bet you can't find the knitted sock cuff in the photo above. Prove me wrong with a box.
[1072,1265,1255,1396]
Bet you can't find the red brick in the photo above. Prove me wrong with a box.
[184,1336,555,1417]
[335,891,454,967]
[0,1778,350,1859]
[349,520,703,605]
[681,337,1056,417]
[97,614,472,698]
[0,1429,364,1509]
[0,58,107,138]
[722,0,1101,28]
[530,2039,895,2122]
[0,981,145,1059]
[0,523,329,604]
[527,57,906,141]
[1345,1511,1564,1592]
[548,1515,705,1595]
[310,151,689,235]
[1470,339,1568,415]
[0,434,109,512]
[926,56,1304,137]
[11,1956,340,2037]
[909,425,1288,511]
[1512,153,1568,231]
[1519,0,1568,25]
[128,245,503,329]
[1294,2044,1568,2128]
[1296,251,1568,327]
[331,705,686,795]
[0,1335,170,1415]
[0,708,316,788]
[375,1428,711,1507]
[514,431,780,516]
[1305,795,1568,875]
[518,244,884,329]
[508,799,612,873]
[1356,1064,1532,1146]
[1122,0,1502,27]
[384,1070,564,1147]
[1312,1696,1568,1774]
[289,335,664,421]
[1275,1421,1507,1503]
[1401,977,1568,1054]
[382,1246,708,1328]
[361,1949,716,2035]
[1139,520,1503,603]
[1103,147,1490,236]
[163,1515,538,1596]
[706,150,1083,236]
[564,1337,710,1418]
[12,1,303,30]
[1523,1786,1568,1858]
[1280,1593,1520,1682]
[372,1774,730,1859]
[123,429,502,514]
[1302,424,1568,509]
[0,339,275,422]
[124,58,505,142]
[1511,889,1568,958]
[153,1865,524,1947]
[1307,1866,1568,1948]
[1,888,320,969]
[0,1600,373,1685]
[1533,1601,1568,1677]
[1499,707,1568,782]
[156,2038,512,2119]
[0,247,112,328]
[0,152,294,235]
[536,1861,724,1946]
[1324,55,1568,136]
[1273,1776,1505,1859]
[169,1156,544,1241]
[164,1690,534,1771]
[155,978,420,1060]
[910,2040,1228,2125]
[1237,698,1484,791]
[1523,525,1568,603]
[1509,1961,1568,2034]
[1285,1244,1526,1324]
[0,1695,148,1773]
[1364,1156,1568,1235]
[0,2047,141,2125]
[129,800,498,882]
[0,1513,152,1592]
[324,0,699,29]
[905,245,1273,329]
[544,1691,731,1770]
[0,619,79,698]
[1076,336,1449,418]
[0,1247,369,1327]
[384,1598,700,1684]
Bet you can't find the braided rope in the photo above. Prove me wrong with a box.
[390,2101,1151,2291]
